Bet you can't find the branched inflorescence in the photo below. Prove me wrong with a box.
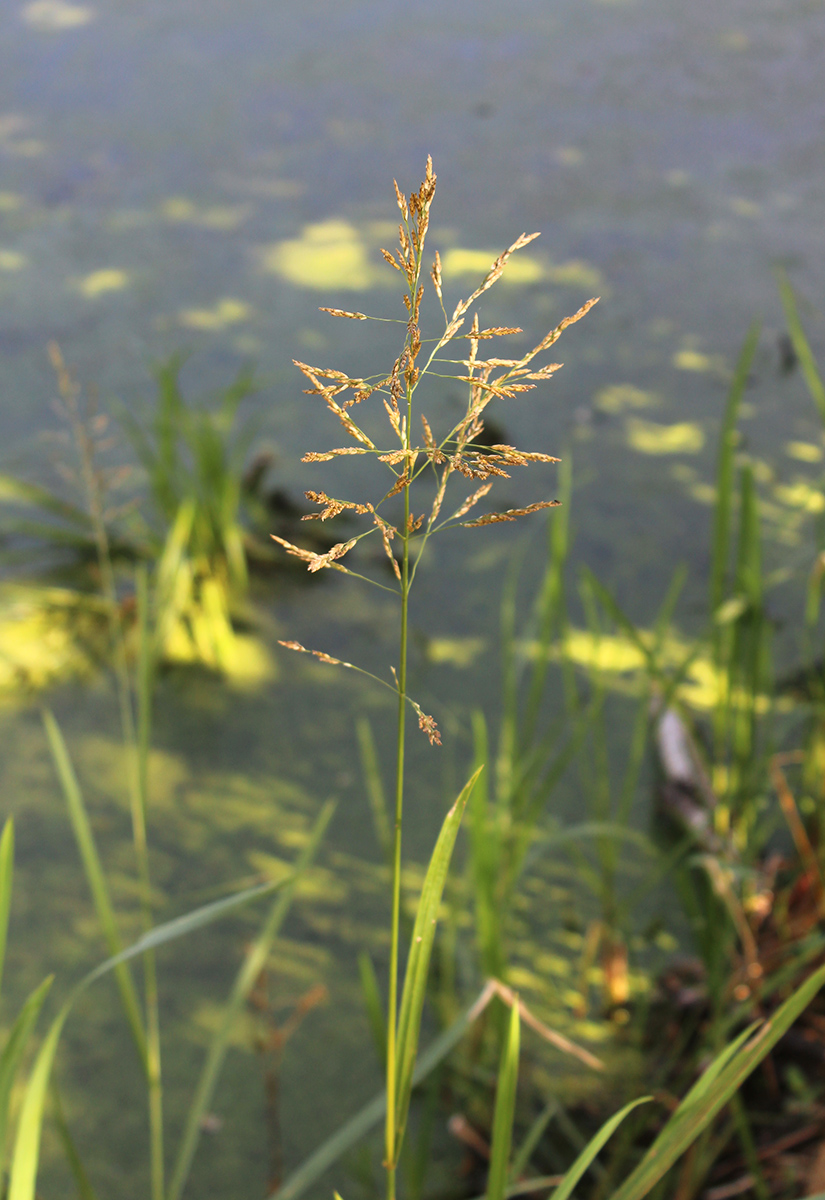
[274,158,598,743]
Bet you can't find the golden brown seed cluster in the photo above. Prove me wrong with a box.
[274,159,597,742]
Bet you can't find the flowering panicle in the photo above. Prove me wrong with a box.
[273,158,597,741]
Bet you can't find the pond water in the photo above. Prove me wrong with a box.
[2,0,825,1195]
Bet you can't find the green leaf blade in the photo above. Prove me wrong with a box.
[486,1000,520,1200]
[394,767,480,1155]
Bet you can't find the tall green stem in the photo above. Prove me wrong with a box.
[385,382,413,1200]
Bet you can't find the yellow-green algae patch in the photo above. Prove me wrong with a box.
[595,384,660,413]
[0,249,26,271]
[773,480,825,513]
[525,625,779,714]
[424,636,486,668]
[257,219,378,290]
[178,297,253,331]
[625,417,704,455]
[77,268,131,297]
[785,441,823,463]
[0,586,109,695]
[159,197,251,231]
[21,0,94,28]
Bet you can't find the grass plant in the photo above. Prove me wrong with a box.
[271,157,598,1200]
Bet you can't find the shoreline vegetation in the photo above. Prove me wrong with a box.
[2,161,825,1200]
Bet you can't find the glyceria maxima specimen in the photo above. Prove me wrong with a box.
[273,158,597,1199]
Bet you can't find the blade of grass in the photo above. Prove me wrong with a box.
[487,999,521,1200]
[0,819,12,996]
[468,712,504,980]
[511,1098,559,1181]
[0,473,95,529]
[549,1097,652,1200]
[610,958,825,1200]
[523,453,573,747]
[777,274,825,425]
[357,717,392,863]
[0,978,53,1180]
[393,768,481,1159]
[41,707,148,1069]
[359,951,388,1069]
[8,997,69,1200]
[712,321,761,617]
[8,870,290,1200]
[51,1083,100,1200]
[167,798,336,1200]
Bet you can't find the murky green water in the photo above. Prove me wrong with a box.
[2,0,825,1194]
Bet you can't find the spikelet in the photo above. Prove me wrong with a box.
[393,178,408,220]
[451,232,541,324]
[302,448,370,462]
[521,297,600,366]
[429,467,450,526]
[462,500,561,527]
[448,482,494,522]
[460,327,523,340]
[319,308,369,320]
[380,248,403,272]
[383,469,410,501]
[302,491,372,521]
[278,640,356,670]
[373,512,401,580]
[411,700,441,746]
[271,534,357,572]
[431,250,443,301]
[294,360,377,448]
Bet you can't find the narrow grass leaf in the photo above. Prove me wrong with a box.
[0,473,93,528]
[487,1000,521,1200]
[511,1099,559,1181]
[356,717,392,862]
[610,959,825,1200]
[0,819,13,996]
[468,712,503,979]
[8,864,290,1200]
[0,978,53,1179]
[712,321,760,616]
[168,799,335,1200]
[524,452,573,744]
[549,1097,652,1200]
[778,275,825,425]
[41,707,147,1068]
[51,1083,100,1200]
[358,951,387,1068]
[394,768,481,1153]
[8,1003,70,1200]
[85,879,287,982]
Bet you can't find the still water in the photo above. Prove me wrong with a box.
[2,0,825,1194]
